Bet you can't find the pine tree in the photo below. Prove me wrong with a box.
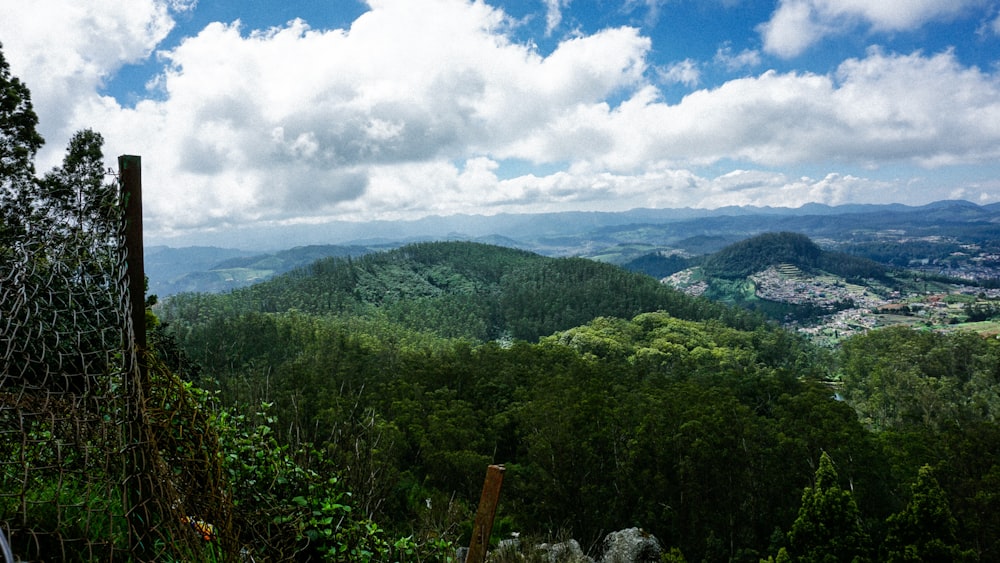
[881,465,976,562]
[785,451,871,562]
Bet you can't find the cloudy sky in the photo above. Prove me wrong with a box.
[2,0,1000,243]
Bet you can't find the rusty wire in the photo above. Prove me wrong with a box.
[0,180,234,561]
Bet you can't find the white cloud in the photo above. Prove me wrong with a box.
[758,0,828,59]
[544,0,570,35]
[658,59,701,87]
[357,160,902,214]
[521,47,1000,173]
[701,170,897,207]
[73,1,651,233]
[168,0,198,11]
[820,0,982,30]
[714,44,762,71]
[760,0,987,58]
[0,0,176,168]
[2,0,1000,239]
[623,0,668,27]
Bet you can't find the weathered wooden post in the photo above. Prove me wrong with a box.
[466,464,506,563]
[119,154,146,357]
[119,154,150,554]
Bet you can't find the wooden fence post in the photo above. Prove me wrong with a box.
[466,464,506,563]
[119,154,150,555]
[119,154,146,357]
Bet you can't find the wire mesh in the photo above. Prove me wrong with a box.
[0,174,233,561]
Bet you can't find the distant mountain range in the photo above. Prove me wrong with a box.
[146,200,1000,297]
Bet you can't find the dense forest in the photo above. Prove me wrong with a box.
[160,241,764,343]
[157,240,1000,561]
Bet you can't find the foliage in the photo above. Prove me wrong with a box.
[164,289,889,561]
[0,41,44,243]
[1,124,121,393]
[784,452,871,563]
[699,231,891,283]
[160,240,767,344]
[702,232,824,279]
[881,465,976,562]
[963,299,1000,322]
[151,234,1000,561]
[839,326,1000,431]
[0,415,126,561]
[621,252,691,279]
[6,44,1000,559]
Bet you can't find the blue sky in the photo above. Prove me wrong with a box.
[2,0,1000,243]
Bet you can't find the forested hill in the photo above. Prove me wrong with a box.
[159,240,764,342]
[154,239,1000,561]
[701,231,887,280]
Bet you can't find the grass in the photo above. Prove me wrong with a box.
[951,320,1000,337]
[211,267,275,283]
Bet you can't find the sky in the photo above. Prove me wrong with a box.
[2,0,1000,243]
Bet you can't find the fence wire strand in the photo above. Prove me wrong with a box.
[1,176,234,561]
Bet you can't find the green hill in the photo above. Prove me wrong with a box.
[659,232,893,322]
[621,252,692,279]
[702,231,886,280]
[160,241,763,343]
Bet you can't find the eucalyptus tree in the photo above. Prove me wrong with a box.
[0,42,44,244]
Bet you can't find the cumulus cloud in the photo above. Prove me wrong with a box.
[2,0,1000,239]
[80,1,651,233]
[760,0,986,57]
[657,59,701,87]
[0,0,176,168]
[522,47,1000,173]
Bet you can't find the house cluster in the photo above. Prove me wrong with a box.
[663,258,1000,345]
[748,266,883,311]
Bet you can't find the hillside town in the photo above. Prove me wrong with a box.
[664,262,1000,345]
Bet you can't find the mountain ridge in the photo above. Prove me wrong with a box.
[148,199,997,249]
[147,199,1000,295]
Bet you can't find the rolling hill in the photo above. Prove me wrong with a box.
[145,200,1000,295]
[662,232,896,322]
[159,241,764,343]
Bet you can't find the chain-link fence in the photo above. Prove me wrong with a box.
[0,166,233,561]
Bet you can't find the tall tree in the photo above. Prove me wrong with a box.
[0,41,44,243]
[39,129,122,391]
[785,451,871,563]
[881,465,975,562]
[38,128,117,240]
[0,46,121,392]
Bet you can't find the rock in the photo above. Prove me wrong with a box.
[491,538,521,560]
[534,539,594,562]
[599,528,661,563]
